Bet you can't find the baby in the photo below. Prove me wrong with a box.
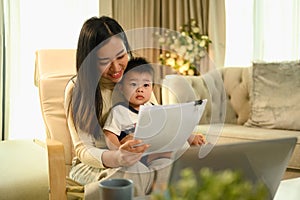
[103,57,206,151]
[103,57,155,150]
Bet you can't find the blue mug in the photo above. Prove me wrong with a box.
[99,178,134,200]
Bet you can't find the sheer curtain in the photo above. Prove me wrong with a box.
[4,0,98,140]
[253,0,300,62]
[0,0,4,140]
[1,0,19,140]
[224,0,253,67]
[225,0,300,67]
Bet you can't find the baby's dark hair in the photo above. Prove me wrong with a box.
[123,57,154,81]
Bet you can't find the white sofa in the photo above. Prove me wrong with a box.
[161,64,300,179]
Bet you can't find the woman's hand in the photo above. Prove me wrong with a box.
[117,139,150,167]
[188,134,206,146]
[102,139,150,168]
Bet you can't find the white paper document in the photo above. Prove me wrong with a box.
[134,99,207,155]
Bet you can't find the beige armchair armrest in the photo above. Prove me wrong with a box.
[46,139,67,200]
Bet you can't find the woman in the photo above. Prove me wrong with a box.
[65,16,169,197]
[65,16,205,197]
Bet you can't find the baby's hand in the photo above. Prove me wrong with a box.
[120,134,134,145]
[188,134,206,146]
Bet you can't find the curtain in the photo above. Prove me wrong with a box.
[208,0,226,70]
[2,0,98,140]
[112,0,226,102]
[113,0,225,70]
[224,0,253,67]
[160,0,209,33]
[112,0,162,101]
[253,0,300,62]
[112,0,160,66]
[225,0,300,66]
[0,0,4,140]
[0,0,16,140]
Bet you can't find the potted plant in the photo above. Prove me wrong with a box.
[151,167,269,200]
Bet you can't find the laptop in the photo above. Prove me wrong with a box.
[169,137,297,199]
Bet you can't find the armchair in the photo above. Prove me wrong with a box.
[0,49,83,200]
[35,49,83,200]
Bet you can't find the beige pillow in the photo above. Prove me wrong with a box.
[245,61,300,131]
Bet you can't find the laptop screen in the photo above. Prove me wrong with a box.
[169,137,297,199]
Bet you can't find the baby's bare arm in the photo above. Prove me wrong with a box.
[119,134,134,145]
[103,129,121,150]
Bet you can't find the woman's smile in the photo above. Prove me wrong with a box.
[110,70,123,79]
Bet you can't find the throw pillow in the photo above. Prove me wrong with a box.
[245,61,300,130]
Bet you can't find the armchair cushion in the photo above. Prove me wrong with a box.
[0,140,49,200]
[35,49,76,173]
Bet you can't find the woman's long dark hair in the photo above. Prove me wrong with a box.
[71,16,132,138]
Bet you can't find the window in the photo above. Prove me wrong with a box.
[224,0,253,67]
[225,0,300,67]
[5,0,98,139]
[253,0,300,62]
